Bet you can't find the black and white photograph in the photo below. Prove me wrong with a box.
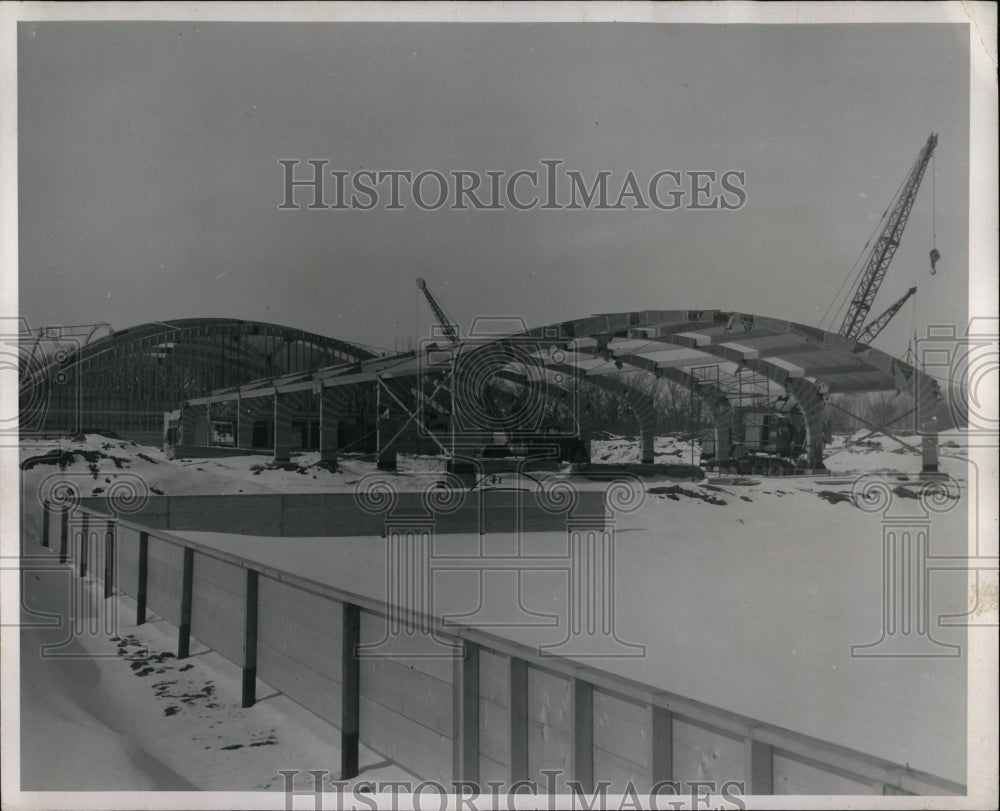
[2,3,997,809]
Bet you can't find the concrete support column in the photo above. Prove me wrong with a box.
[41,501,50,548]
[623,391,657,464]
[319,388,339,466]
[179,404,199,445]
[452,640,480,785]
[136,532,149,626]
[571,678,594,793]
[648,706,673,786]
[509,657,529,784]
[921,432,939,474]
[377,412,398,471]
[785,378,827,470]
[640,424,656,465]
[745,739,774,794]
[193,403,211,446]
[103,520,115,599]
[340,602,361,779]
[177,547,194,659]
[241,569,259,709]
[273,392,293,463]
[236,396,254,450]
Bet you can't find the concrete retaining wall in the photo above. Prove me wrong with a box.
[478,649,510,784]
[28,495,958,797]
[594,690,650,792]
[527,667,573,791]
[78,490,605,537]
[257,575,342,727]
[672,718,745,786]
[144,535,184,626]
[358,613,456,784]
[190,551,246,664]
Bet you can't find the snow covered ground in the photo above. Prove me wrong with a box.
[15,431,979,791]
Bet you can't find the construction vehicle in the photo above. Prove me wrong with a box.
[700,406,810,476]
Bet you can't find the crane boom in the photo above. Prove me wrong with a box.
[855,286,917,345]
[416,278,460,345]
[839,133,937,341]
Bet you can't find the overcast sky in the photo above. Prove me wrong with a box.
[18,21,969,356]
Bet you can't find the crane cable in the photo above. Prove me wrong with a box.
[929,151,940,274]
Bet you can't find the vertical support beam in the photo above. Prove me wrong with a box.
[179,403,199,445]
[177,547,194,659]
[744,738,774,795]
[452,639,480,784]
[640,425,656,465]
[136,532,149,626]
[193,403,211,445]
[571,678,594,793]
[509,656,529,784]
[319,387,339,466]
[921,432,939,474]
[78,513,89,578]
[41,501,50,548]
[377,444,398,471]
[785,378,826,471]
[273,391,293,463]
[649,706,674,786]
[241,569,259,708]
[340,602,361,779]
[103,520,115,598]
[236,395,254,450]
[59,509,69,564]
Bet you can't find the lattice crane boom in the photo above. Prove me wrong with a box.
[855,286,917,345]
[416,277,460,345]
[840,133,937,341]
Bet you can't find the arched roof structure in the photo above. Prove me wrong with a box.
[20,318,377,435]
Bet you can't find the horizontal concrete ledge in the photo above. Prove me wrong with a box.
[170,444,264,459]
[79,490,606,537]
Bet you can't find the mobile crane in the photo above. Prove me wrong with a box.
[839,134,937,341]
[702,135,938,475]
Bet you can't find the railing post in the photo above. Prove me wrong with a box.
[41,501,50,548]
[136,532,149,625]
[744,738,774,794]
[509,656,529,784]
[79,513,89,578]
[59,509,68,564]
[571,679,594,793]
[341,602,361,779]
[103,520,115,598]
[452,639,480,784]
[177,547,194,659]
[241,569,259,708]
[649,706,674,786]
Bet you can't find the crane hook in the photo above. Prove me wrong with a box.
[929,248,941,275]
